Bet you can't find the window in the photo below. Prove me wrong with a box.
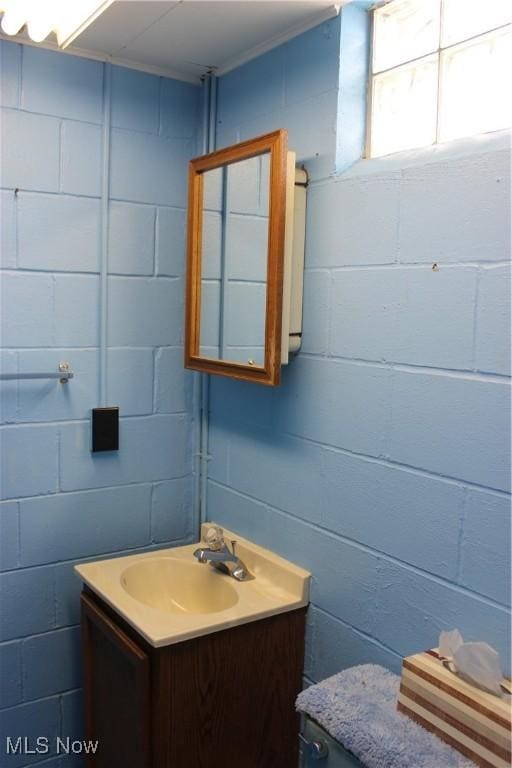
[368,0,512,157]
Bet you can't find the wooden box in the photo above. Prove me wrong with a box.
[397,649,511,768]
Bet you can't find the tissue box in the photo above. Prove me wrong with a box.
[397,649,511,768]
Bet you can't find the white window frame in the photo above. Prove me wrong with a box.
[366,0,512,158]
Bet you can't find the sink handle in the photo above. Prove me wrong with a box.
[231,540,237,557]
[203,525,224,551]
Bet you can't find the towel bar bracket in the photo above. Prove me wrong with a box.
[58,362,72,383]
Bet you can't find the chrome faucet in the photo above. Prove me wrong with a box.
[193,527,252,582]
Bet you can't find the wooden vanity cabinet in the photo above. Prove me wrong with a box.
[81,589,307,768]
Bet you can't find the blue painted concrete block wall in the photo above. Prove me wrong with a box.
[0,9,510,763]
[207,13,512,682]
[0,41,200,766]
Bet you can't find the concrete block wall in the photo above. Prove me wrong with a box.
[216,18,343,182]
[0,41,200,766]
[207,14,512,682]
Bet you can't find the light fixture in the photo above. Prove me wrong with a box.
[0,0,114,48]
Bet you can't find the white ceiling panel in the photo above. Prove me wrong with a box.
[73,0,340,80]
[75,2,182,55]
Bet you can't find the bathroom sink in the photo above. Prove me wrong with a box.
[75,523,310,647]
[121,558,239,614]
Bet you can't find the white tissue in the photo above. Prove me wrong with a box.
[453,642,503,697]
[439,628,463,659]
[438,630,504,697]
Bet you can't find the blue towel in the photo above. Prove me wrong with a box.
[296,664,475,768]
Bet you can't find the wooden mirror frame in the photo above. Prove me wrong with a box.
[184,129,288,386]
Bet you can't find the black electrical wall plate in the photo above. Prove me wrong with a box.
[91,407,119,452]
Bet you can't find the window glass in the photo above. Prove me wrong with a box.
[373,0,440,73]
[441,0,512,47]
[439,26,512,143]
[371,55,438,157]
[369,0,512,157]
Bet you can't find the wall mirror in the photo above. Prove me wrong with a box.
[185,129,305,387]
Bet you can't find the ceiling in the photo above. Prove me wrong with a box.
[1,1,345,84]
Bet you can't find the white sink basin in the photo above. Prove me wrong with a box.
[121,558,239,614]
[75,523,310,647]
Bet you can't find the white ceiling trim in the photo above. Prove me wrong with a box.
[215,2,342,76]
[0,31,203,85]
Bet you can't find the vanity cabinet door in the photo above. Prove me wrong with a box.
[81,593,151,768]
[153,609,305,768]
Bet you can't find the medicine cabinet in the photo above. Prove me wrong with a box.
[184,129,307,386]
